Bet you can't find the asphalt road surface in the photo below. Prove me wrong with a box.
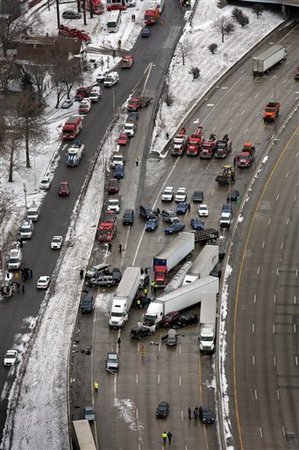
[0,2,186,442]
[70,22,299,450]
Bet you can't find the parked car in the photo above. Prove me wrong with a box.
[107,178,120,194]
[191,218,204,231]
[105,352,119,372]
[156,401,169,418]
[139,273,150,289]
[50,236,63,250]
[164,222,185,235]
[84,406,95,422]
[160,311,181,328]
[113,165,124,179]
[175,187,187,202]
[80,293,95,313]
[176,202,188,215]
[85,263,110,280]
[198,204,209,217]
[36,276,50,289]
[117,133,129,146]
[19,219,33,239]
[89,274,117,287]
[162,209,180,224]
[139,205,157,221]
[166,329,177,346]
[192,190,204,203]
[40,173,51,191]
[175,313,199,328]
[96,70,108,83]
[62,9,81,19]
[145,217,158,231]
[3,350,17,367]
[107,198,120,213]
[61,99,73,109]
[130,325,151,339]
[199,406,215,424]
[59,181,70,196]
[141,26,151,37]
[122,209,134,225]
[27,203,40,222]
[227,190,239,202]
[222,203,233,213]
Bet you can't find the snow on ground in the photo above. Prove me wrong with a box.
[0,0,284,448]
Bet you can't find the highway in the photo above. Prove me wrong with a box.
[70,22,299,450]
[230,122,299,449]
[0,1,186,442]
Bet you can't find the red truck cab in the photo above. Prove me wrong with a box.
[199,134,217,159]
[186,127,203,156]
[236,142,255,168]
[62,116,83,140]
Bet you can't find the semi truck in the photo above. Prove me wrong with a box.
[109,267,141,328]
[186,126,203,156]
[97,211,117,242]
[252,45,287,76]
[171,128,187,156]
[62,116,83,140]
[144,276,219,328]
[199,292,217,353]
[66,143,85,167]
[263,102,280,122]
[127,96,152,112]
[183,245,219,285]
[144,0,164,25]
[214,134,232,159]
[153,232,195,287]
[164,261,192,294]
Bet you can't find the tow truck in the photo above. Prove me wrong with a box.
[236,142,255,168]
[171,128,187,156]
[199,134,217,159]
[127,96,152,112]
[120,55,134,68]
[214,134,232,158]
[263,102,280,122]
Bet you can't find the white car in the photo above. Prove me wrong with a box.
[107,198,120,214]
[198,204,209,217]
[4,350,17,367]
[175,187,187,202]
[40,174,51,191]
[37,276,50,289]
[161,186,174,202]
[51,236,63,250]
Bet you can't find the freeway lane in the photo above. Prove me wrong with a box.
[231,124,299,450]
[0,1,186,441]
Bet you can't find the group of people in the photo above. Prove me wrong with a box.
[188,406,200,419]
[162,431,173,445]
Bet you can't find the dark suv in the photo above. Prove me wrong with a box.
[123,209,134,225]
[130,325,151,339]
[139,205,157,221]
[160,311,181,328]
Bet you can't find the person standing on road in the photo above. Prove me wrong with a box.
[167,432,173,445]
[108,242,112,252]
[22,285,25,294]
[80,268,84,280]
[135,157,139,167]
[94,381,99,392]
[118,243,122,254]
[187,203,191,212]
[117,336,121,346]
[188,407,192,419]
[162,431,168,445]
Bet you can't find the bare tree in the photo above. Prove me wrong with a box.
[177,41,192,66]
[252,3,263,18]
[208,43,218,54]
[0,57,15,92]
[212,16,233,43]
[29,59,51,104]
[238,15,249,27]
[0,14,43,57]
[16,87,47,168]
[6,125,22,182]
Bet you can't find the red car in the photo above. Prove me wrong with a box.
[160,311,181,328]
[107,178,120,194]
[59,181,70,196]
[117,133,129,146]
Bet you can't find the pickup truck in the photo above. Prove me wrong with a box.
[236,143,255,168]
[263,102,280,122]
[127,96,152,112]
[124,119,137,137]
[120,55,134,68]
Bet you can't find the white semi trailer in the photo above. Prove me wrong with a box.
[252,45,287,76]
[183,245,219,285]
[199,292,217,354]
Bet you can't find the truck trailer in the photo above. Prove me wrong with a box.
[183,245,219,285]
[153,232,195,287]
[109,267,141,328]
[144,276,219,328]
[252,45,287,76]
[199,292,217,353]
[164,261,193,294]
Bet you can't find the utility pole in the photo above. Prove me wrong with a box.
[23,183,28,212]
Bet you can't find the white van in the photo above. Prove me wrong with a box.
[89,86,102,102]
[7,248,22,270]
[19,219,34,239]
[104,72,119,88]
[27,203,40,222]
[40,173,51,190]
[106,10,121,33]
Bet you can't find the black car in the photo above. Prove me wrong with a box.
[227,190,239,202]
[112,268,122,283]
[199,406,215,424]
[156,401,169,418]
[166,329,177,346]
[80,293,95,313]
[139,205,157,221]
[130,325,151,339]
[192,190,204,203]
[175,313,199,328]
[123,208,134,225]
[62,9,82,19]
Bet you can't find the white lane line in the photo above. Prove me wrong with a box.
[293,323,297,334]
[157,373,160,384]
[280,242,284,250]
[277,390,280,401]
[273,356,276,366]
[273,294,277,304]
[257,266,260,275]
[295,356,298,367]
[252,323,255,333]
[179,375,182,386]
[252,355,255,366]
[259,427,263,439]
[286,217,290,225]
[136,408,139,420]
[254,389,258,400]
[268,218,271,225]
[285,171,289,178]
[136,374,139,384]
[273,324,276,334]
[294,296,297,304]
[253,294,256,304]
[276,193,280,201]
[262,240,265,248]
